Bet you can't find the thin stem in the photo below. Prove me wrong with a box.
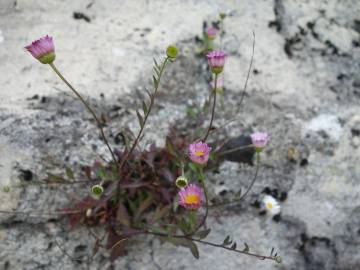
[237,31,255,112]
[210,152,261,208]
[142,229,277,262]
[187,166,209,235]
[113,57,170,199]
[48,63,117,164]
[203,73,218,141]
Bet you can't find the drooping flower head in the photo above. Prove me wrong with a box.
[178,184,204,209]
[206,27,218,40]
[262,195,281,215]
[188,141,212,165]
[210,77,224,93]
[25,35,55,64]
[250,132,269,152]
[206,50,227,74]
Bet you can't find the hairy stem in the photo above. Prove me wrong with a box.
[49,63,117,164]
[203,73,218,141]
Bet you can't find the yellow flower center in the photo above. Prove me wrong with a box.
[195,151,205,157]
[184,194,200,205]
[266,202,273,209]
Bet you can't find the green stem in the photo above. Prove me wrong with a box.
[203,73,218,141]
[114,57,170,199]
[48,63,117,164]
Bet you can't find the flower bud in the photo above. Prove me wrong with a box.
[175,176,188,188]
[91,184,104,196]
[166,45,178,59]
[25,35,56,64]
[206,50,227,74]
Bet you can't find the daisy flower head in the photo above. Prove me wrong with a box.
[25,35,55,64]
[262,195,281,215]
[250,132,269,152]
[178,184,204,210]
[188,141,212,165]
[206,27,218,40]
[206,50,227,74]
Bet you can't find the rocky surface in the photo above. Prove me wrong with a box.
[0,0,360,269]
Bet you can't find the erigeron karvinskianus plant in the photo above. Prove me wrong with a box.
[19,32,282,264]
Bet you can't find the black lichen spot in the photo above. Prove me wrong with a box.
[273,214,281,222]
[279,191,287,202]
[351,128,360,137]
[19,169,33,182]
[73,12,91,23]
[300,158,309,167]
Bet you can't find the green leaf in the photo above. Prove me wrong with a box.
[195,228,211,239]
[167,238,200,259]
[65,167,74,180]
[153,205,171,222]
[188,240,200,259]
[243,242,250,253]
[145,88,153,101]
[222,235,232,246]
[153,66,160,77]
[136,110,144,128]
[153,75,158,87]
[142,101,148,115]
[134,194,154,222]
[153,58,160,69]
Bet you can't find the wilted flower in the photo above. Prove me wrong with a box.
[178,184,204,209]
[250,132,269,152]
[210,77,224,93]
[206,27,218,40]
[25,35,55,64]
[262,195,281,215]
[189,141,211,165]
[206,50,227,74]
[175,176,188,188]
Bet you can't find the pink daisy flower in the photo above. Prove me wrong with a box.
[25,35,55,64]
[188,141,211,165]
[250,132,269,152]
[178,184,204,209]
[206,50,227,74]
[206,27,218,40]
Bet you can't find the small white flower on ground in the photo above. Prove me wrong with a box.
[262,195,281,215]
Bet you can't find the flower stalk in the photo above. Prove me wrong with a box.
[49,63,117,164]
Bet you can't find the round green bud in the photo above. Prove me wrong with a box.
[166,45,179,59]
[3,185,10,193]
[91,184,104,196]
[175,176,188,188]
[275,256,282,264]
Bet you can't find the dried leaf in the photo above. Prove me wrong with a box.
[230,242,237,250]
[116,203,130,227]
